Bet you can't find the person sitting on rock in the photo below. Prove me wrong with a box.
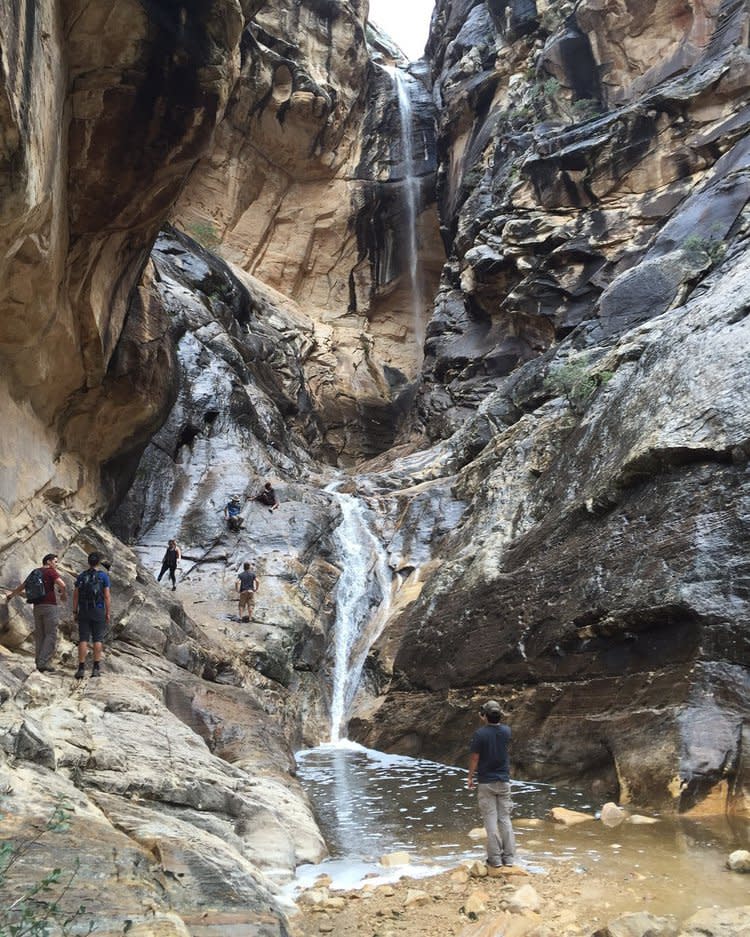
[255,481,280,513]
[224,496,244,531]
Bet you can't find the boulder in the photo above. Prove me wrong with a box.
[679,906,750,936]
[549,807,596,826]
[727,851,750,873]
[508,883,542,913]
[380,850,412,867]
[593,911,678,937]
[600,802,627,828]
[463,889,489,916]
[404,888,431,907]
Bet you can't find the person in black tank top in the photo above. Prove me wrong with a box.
[157,539,181,591]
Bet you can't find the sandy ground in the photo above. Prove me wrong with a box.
[286,856,660,937]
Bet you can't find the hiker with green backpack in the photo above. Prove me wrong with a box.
[72,552,111,679]
[3,553,68,673]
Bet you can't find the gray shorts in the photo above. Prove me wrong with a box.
[77,611,106,644]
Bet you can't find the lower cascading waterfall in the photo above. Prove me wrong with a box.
[327,489,392,743]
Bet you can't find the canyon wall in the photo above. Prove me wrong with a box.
[1,1,750,932]
[353,0,750,817]
[171,5,444,460]
[0,3,444,932]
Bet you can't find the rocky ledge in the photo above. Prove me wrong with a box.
[0,525,324,937]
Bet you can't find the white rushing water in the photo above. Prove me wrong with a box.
[327,490,392,743]
[391,67,424,348]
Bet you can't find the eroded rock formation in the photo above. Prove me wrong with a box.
[2,0,750,932]
[0,524,322,936]
[172,4,444,459]
[354,0,750,816]
[0,0,249,532]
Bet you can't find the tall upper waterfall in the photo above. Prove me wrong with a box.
[328,490,392,743]
[391,67,424,348]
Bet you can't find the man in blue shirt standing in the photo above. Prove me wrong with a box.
[72,552,111,679]
[467,699,517,868]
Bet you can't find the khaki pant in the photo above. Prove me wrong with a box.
[477,781,516,866]
[238,590,255,616]
[33,604,59,669]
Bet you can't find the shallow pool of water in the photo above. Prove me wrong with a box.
[292,743,750,917]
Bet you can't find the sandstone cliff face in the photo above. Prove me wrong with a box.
[2,4,750,933]
[354,0,750,816]
[0,0,248,541]
[172,3,444,460]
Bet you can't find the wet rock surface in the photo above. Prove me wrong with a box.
[173,1,444,451]
[418,0,750,436]
[1,0,750,933]
[356,246,750,812]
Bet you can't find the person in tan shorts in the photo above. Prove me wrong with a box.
[236,562,258,623]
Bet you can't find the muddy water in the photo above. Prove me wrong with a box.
[294,744,749,917]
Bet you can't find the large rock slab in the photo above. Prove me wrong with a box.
[356,249,750,811]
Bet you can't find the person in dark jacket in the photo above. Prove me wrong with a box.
[157,539,181,591]
[255,481,279,512]
[235,562,258,623]
[467,699,517,868]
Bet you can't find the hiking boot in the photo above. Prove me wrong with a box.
[74,664,86,680]
[242,616,250,623]
[91,663,101,678]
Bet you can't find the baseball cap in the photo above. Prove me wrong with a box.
[481,700,502,715]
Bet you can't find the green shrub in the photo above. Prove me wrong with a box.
[571,98,602,121]
[545,354,614,413]
[0,799,93,937]
[542,77,561,100]
[683,232,726,264]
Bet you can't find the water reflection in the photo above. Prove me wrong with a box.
[296,743,592,868]
[294,742,750,917]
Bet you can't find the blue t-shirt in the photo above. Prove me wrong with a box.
[75,568,110,610]
[470,723,511,783]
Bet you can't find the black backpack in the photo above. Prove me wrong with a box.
[78,569,102,609]
[24,568,47,605]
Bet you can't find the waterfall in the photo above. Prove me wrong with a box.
[391,68,424,348]
[328,490,392,744]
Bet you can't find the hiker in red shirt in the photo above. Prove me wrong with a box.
[4,553,68,673]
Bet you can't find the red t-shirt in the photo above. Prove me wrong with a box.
[39,567,60,605]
